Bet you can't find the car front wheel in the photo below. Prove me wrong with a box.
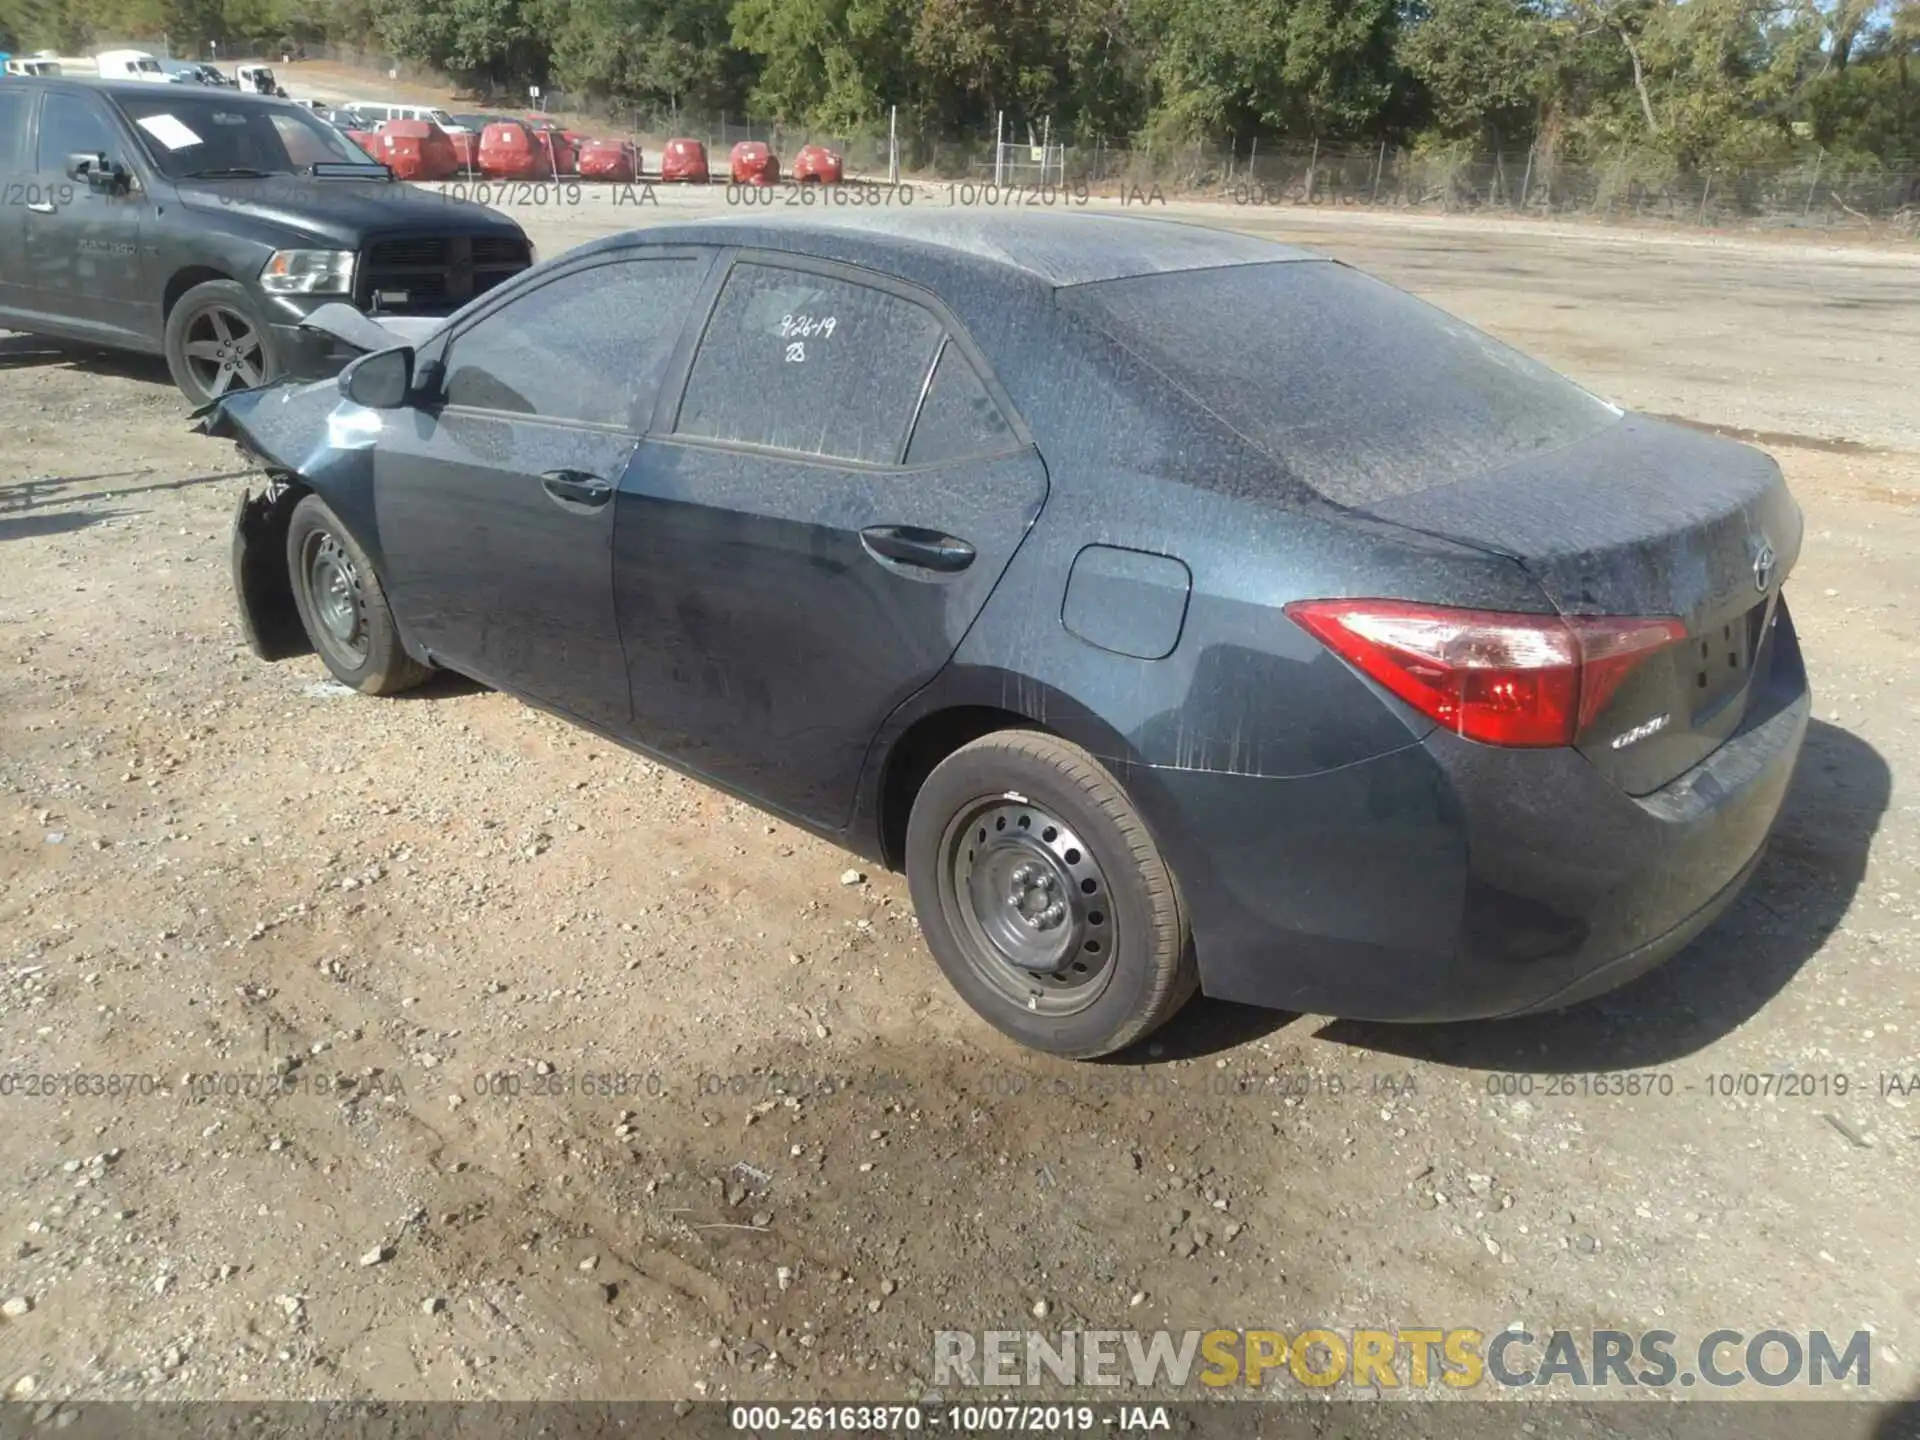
[284,495,431,695]
[164,279,283,405]
[905,731,1198,1058]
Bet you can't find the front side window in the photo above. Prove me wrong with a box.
[0,90,32,170]
[443,256,704,427]
[35,93,120,172]
[675,262,944,465]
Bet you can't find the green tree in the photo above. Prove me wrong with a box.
[551,0,747,113]
[1134,0,1400,141]
[728,0,908,128]
[373,0,549,94]
[1401,0,1553,144]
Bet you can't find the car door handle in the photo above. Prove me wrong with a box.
[859,525,976,573]
[540,469,613,508]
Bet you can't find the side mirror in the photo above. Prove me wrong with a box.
[340,345,415,409]
[67,153,130,193]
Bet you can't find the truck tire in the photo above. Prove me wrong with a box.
[165,279,283,405]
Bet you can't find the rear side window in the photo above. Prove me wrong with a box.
[444,256,702,427]
[905,342,1018,466]
[676,262,944,465]
[35,93,120,172]
[0,90,31,170]
[1060,261,1619,506]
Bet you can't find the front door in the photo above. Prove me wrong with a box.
[0,87,36,321]
[374,249,715,727]
[613,256,1048,828]
[21,88,149,347]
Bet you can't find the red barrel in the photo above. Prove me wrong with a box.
[729,140,778,184]
[661,137,710,182]
[792,144,843,184]
[577,139,638,182]
[477,121,553,180]
[375,119,459,182]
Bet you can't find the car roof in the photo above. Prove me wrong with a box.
[7,74,290,102]
[615,210,1319,289]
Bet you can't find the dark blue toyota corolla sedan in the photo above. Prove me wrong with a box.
[204,210,1810,1057]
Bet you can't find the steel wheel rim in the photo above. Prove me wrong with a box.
[303,530,369,667]
[181,303,266,397]
[938,797,1117,1017]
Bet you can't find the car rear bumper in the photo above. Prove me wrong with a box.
[1132,602,1811,1021]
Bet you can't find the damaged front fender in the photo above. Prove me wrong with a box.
[231,482,310,661]
[197,371,393,664]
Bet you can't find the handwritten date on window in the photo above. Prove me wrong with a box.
[779,313,836,362]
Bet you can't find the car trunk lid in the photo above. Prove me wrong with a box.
[1358,413,1802,794]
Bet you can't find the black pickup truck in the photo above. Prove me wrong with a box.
[0,77,533,402]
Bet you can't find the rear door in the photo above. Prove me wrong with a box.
[373,248,716,728]
[19,88,150,347]
[613,253,1047,828]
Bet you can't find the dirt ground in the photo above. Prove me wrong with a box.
[2,196,1918,1419]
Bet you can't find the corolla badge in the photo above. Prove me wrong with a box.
[1611,713,1671,750]
[1752,535,1777,593]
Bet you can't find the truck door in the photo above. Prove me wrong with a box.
[0,86,33,322]
[21,89,152,349]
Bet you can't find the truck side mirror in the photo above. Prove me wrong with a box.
[67,153,130,194]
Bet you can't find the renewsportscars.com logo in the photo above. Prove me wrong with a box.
[932,1328,1873,1391]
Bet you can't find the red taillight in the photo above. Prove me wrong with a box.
[1284,599,1685,748]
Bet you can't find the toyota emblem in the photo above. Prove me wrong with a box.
[1752,537,1777,593]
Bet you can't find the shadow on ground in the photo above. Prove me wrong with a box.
[0,469,253,543]
[1877,1394,1920,1440]
[395,670,490,700]
[0,332,173,387]
[1317,718,1888,1072]
[1877,1393,1920,1440]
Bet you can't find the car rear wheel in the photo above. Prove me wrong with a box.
[285,495,431,695]
[165,279,283,405]
[905,731,1198,1058]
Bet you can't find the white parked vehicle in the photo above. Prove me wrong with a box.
[94,49,178,83]
[234,63,281,95]
[4,58,62,76]
[157,58,214,83]
[348,102,466,133]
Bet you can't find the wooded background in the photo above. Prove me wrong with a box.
[3,0,1915,183]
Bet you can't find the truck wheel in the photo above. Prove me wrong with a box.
[285,495,431,695]
[165,280,283,405]
[905,731,1198,1058]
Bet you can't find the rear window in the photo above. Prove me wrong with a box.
[905,342,1018,466]
[1059,261,1619,506]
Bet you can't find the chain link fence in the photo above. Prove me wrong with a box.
[271,50,1920,234]
[935,136,1920,236]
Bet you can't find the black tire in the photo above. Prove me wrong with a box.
[905,730,1198,1058]
[284,495,431,695]
[164,279,283,405]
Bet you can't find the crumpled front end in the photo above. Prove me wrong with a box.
[196,375,386,663]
